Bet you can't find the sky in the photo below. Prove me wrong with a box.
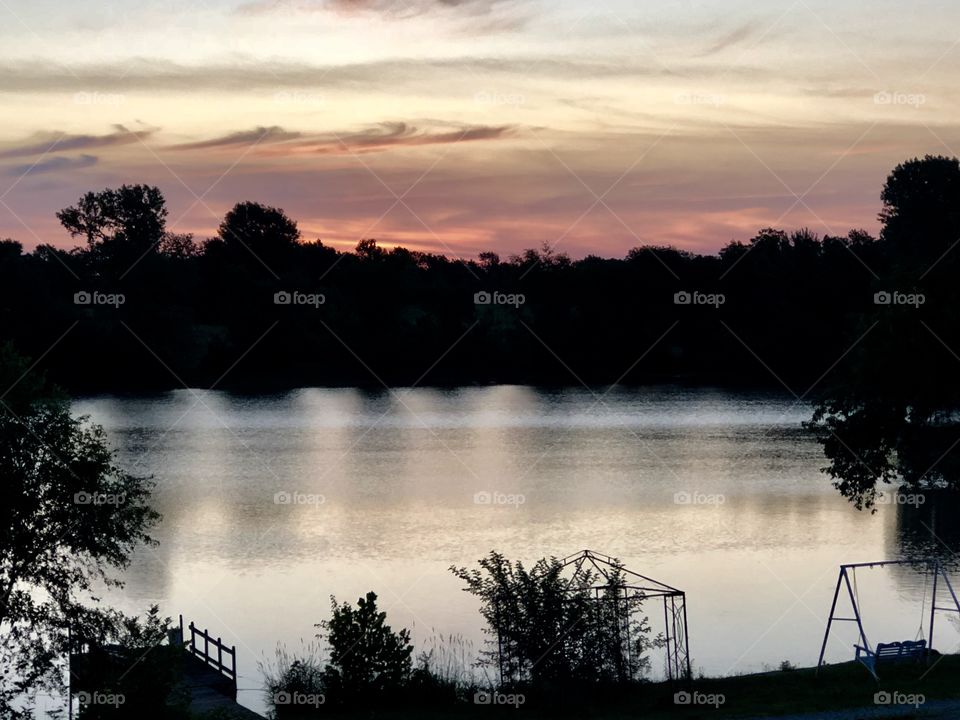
[0,0,958,258]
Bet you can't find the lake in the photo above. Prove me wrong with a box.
[71,386,960,716]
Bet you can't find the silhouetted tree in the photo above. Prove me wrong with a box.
[56,185,167,268]
[315,592,413,706]
[218,201,300,262]
[0,345,160,717]
[810,155,960,508]
[355,238,386,261]
[157,232,199,259]
[881,155,960,265]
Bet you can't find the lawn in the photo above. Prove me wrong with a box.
[278,655,960,719]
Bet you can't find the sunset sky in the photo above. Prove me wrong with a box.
[1,0,958,257]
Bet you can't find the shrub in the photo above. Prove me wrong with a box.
[314,592,413,706]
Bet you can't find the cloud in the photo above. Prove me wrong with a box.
[311,121,515,152]
[0,125,156,160]
[0,56,789,95]
[237,0,514,20]
[698,21,767,57]
[168,126,302,151]
[169,121,515,155]
[6,154,98,176]
[234,0,531,33]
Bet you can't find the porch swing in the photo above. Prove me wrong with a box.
[816,560,960,679]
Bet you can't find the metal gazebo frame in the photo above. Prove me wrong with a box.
[559,549,692,682]
[817,559,960,672]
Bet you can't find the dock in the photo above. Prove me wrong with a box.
[180,653,265,718]
[176,615,267,719]
[69,614,267,719]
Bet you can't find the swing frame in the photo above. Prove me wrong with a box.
[816,559,960,676]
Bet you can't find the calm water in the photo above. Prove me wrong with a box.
[69,386,960,716]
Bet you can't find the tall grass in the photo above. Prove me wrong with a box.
[258,640,325,719]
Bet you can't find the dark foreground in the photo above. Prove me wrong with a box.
[266,656,960,720]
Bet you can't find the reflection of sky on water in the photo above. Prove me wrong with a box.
[72,386,960,716]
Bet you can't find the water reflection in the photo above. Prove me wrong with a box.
[882,490,960,606]
[71,386,960,716]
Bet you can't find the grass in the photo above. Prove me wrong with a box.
[283,654,960,719]
[631,655,960,718]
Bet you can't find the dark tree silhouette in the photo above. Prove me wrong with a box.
[314,592,413,706]
[355,237,386,261]
[810,155,960,508]
[0,344,159,718]
[217,201,301,259]
[56,184,167,267]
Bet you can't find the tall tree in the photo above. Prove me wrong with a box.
[810,156,960,508]
[57,185,168,267]
[0,344,159,717]
[218,201,300,262]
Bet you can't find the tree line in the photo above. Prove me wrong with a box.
[1,185,882,392]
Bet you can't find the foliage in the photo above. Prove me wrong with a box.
[450,552,661,689]
[0,344,160,718]
[73,606,190,720]
[216,201,301,262]
[809,155,960,508]
[314,592,413,706]
[0,183,885,393]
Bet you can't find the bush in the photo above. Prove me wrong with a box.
[314,592,413,707]
[451,552,662,688]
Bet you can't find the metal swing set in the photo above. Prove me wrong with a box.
[817,559,960,678]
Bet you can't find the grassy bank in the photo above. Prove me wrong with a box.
[278,655,960,719]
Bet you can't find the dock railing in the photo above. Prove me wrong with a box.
[179,614,238,689]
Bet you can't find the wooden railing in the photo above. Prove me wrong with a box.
[179,614,237,687]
